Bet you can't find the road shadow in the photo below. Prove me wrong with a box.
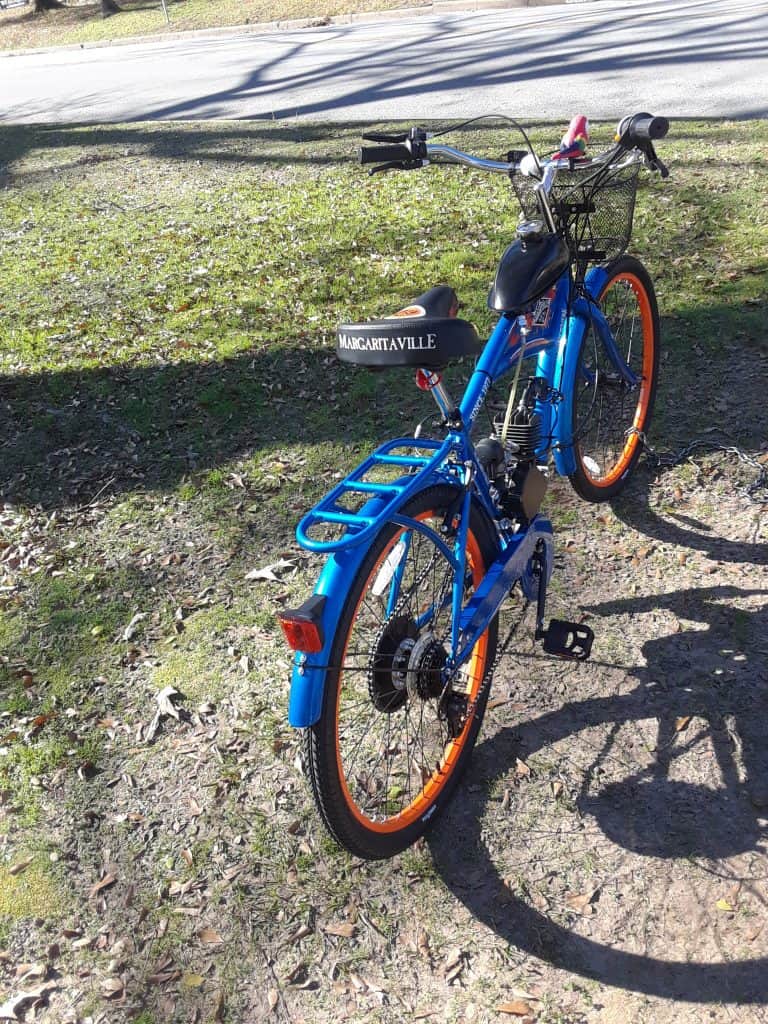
[133,3,768,122]
[428,573,768,1003]
[5,3,767,124]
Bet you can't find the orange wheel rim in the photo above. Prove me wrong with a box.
[334,513,489,834]
[579,272,655,487]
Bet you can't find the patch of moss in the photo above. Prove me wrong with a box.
[0,861,66,919]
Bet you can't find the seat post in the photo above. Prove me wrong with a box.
[415,368,459,423]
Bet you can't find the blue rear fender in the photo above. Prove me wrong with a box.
[287,538,371,728]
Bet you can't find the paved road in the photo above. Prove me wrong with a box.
[3,0,767,123]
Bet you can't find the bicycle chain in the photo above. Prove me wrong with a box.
[632,430,768,503]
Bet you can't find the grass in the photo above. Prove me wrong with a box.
[0,0,428,51]
[0,119,767,1022]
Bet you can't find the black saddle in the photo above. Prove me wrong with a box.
[336,285,481,369]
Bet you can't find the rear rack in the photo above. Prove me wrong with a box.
[296,436,456,553]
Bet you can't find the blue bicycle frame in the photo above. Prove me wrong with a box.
[287,261,630,728]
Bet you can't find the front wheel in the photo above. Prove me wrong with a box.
[569,255,660,502]
[304,485,499,860]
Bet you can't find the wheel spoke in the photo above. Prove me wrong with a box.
[324,500,493,833]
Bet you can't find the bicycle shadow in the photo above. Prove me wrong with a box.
[428,574,768,1003]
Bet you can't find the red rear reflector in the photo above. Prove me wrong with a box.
[415,368,442,391]
[279,615,323,653]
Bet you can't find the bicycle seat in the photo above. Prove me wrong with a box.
[336,285,481,369]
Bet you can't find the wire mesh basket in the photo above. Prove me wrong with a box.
[511,161,640,264]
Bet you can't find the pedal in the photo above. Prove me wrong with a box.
[540,619,594,661]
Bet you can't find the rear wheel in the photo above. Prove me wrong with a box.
[569,256,660,502]
[305,485,499,860]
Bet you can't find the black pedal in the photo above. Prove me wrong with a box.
[541,619,594,661]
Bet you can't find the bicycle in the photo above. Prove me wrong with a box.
[279,112,670,859]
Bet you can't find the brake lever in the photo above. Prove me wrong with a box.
[368,160,423,176]
[362,131,408,143]
[645,142,670,178]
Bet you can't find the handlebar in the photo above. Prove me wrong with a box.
[358,112,670,179]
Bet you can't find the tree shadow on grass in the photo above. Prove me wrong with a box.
[2,291,767,511]
[429,576,768,1003]
[0,122,359,182]
[0,344,430,508]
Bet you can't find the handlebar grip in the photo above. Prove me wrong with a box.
[620,112,669,145]
[630,114,669,142]
[359,144,412,165]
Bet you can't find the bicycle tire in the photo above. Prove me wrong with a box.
[569,255,660,502]
[305,485,500,860]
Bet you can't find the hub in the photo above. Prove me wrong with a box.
[369,615,417,712]
[406,633,448,702]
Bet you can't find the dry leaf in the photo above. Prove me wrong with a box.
[675,716,692,732]
[267,989,279,1012]
[514,758,531,778]
[198,927,224,945]
[565,889,597,915]
[245,559,295,582]
[89,872,117,898]
[0,981,57,1020]
[745,922,764,942]
[15,964,46,982]
[488,697,525,711]
[8,856,34,877]
[155,686,181,719]
[122,612,146,641]
[101,977,124,999]
[323,921,356,938]
[288,923,312,944]
[497,1000,534,1016]
[442,946,465,981]
[716,898,735,912]
[551,780,564,798]
[442,946,463,973]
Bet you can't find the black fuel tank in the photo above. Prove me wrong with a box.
[488,233,569,313]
